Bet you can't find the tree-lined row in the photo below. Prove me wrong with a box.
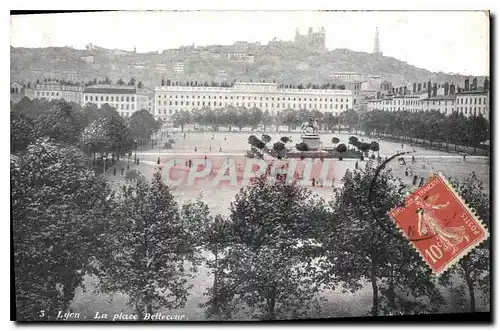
[173,106,359,132]
[360,110,489,152]
[11,97,161,158]
[13,139,490,320]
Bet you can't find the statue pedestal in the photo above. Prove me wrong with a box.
[301,134,321,151]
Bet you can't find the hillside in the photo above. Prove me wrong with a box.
[10,45,480,89]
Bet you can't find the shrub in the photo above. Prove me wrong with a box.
[296,142,309,152]
[336,143,347,153]
[280,136,290,144]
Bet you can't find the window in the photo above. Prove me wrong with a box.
[121,104,124,110]
[175,101,178,105]
[106,96,109,101]
[111,96,114,102]
[158,100,161,105]
[85,96,88,101]
[121,96,124,102]
[340,104,343,110]
[170,101,172,105]
[181,101,184,105]
[126,104,129,110]
[479,98,482,105]
[131,97,135,102]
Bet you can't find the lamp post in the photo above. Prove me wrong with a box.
[103,155,107,174]
[134,139,138,162]
[127,152,131,170]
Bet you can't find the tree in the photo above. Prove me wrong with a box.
[11,111,37,153]
[336,143,347,160]
[208,176,329,320]
[199,214,235,320]
[80,115,134,161]
[248,107,263,130]
[129,77,136,86]
[128,109,161,145]
[466,115,489,153]
[12,139,113,320]
[97,171,201,319]
[35,100,87,145]
[348,136,359,148]
[439,172,490,312]
[172,110,191,132]
[320,164,445,316]
[117,78,125,86]
[369,141,380,157]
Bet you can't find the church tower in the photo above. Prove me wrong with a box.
[373,27,383,56]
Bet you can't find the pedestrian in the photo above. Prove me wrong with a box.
[312,178,316,187]
[412,155,416,164]
[113,168,116,176]
[355,161,358,170]
[224,136,227,141]
[209,145,212,152]
[412,175,418,186]
[401,144,404,149]
[463,154,466,162]
[188,159,192,168]
[332,177,335,187]
[219,147,222,152]
[194,146,197,152]
[419,177,425,187]
[405,168,409,177]
[121,168,124,176]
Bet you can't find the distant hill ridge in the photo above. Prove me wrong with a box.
[10,45,484,89]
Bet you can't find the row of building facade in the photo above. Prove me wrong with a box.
[12,77,490,125]
[366,89,489,119]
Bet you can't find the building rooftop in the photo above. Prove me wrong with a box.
[422,95,456,101]
[456,89,489,96]
[84,85,138,94]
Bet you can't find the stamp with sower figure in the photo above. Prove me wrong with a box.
[389,173,489,275]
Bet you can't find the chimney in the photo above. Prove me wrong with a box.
[432,83,437,97]
[427,81,431,98]
[417,83,422,92]
[413,83,416,93]
[444,82,449,96]
[450,83,455,95]
[465,78,470,91]
[472,77,478,90]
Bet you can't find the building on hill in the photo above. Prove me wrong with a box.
[34,82,84,104]
[154,81,353,125]
[83,85,150,118]
[294,27,326,52]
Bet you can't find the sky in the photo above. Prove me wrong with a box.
[10,10,490,76]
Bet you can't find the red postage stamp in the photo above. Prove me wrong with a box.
[389,173,489,275]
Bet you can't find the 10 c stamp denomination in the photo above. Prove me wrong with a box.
[389,173,489,275]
